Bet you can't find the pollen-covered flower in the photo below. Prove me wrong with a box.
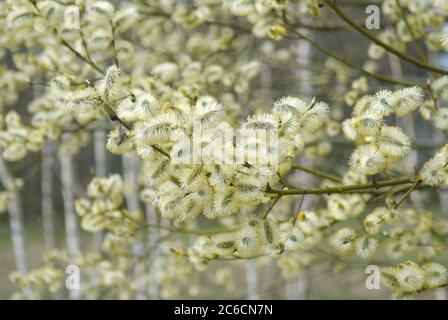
[433,108,448,130]
[354,111,383,136]
[99,65,121,103]
[372,90,394,116]
[390,87,424,116]
[106,127,133,155]
[422,262,448,289]
[233,226,260,257]
[133,113,177,145]
[330,228,356,254]
[431,76,448,100]
[66,87,102,113]
[242,114,278,132]
[233,176,268,204]
[193,96,223,127]
[204,189,238,219]
[280,223,303,251]
[298,101,330,132]
[273,96,308,117]
[364,206,391,235]
[257,216,280,249]
[211,233,236,256]
[378,126,412,157]
[420,145,448,186]
[135,93,160,120]
[395,261,425,292]
[349,145,386,175]
[116,99,139,122]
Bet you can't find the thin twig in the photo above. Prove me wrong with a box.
[291,164,342,183]
[267,177,422,195]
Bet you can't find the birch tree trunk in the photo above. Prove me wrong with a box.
[147,202,161,299]
[60,141,81,299]
[0,158,28,276]
[122,154,147,299]
[92,129,107,248]
[60,152,81,255]
[245,260,259,300]
[41,142,56,250]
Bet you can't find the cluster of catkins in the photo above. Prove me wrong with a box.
[381,261,448,299]
[420,144,448,186]
[188,209,330,268]
[74,174,141,252]
[117,91,329,222]
[0,111,45,162]
[10,249,139,299]
[343,87,424,175]
[67,64,330,222]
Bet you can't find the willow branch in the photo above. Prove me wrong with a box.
[323,0,448,75]
[284,23,422,87]
[394,181,420,209]
[61,39,103,74]
[266,177,423,195]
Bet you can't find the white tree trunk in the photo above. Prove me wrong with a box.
[122,154,147,299]
[60,144,81,299]
[146,202,160,299]
[245,260,259,300]
[60,153,81,255]
[0,158,28,275]
[94,130,108,177]
[41,142,57,250]
[92,129,107,248]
